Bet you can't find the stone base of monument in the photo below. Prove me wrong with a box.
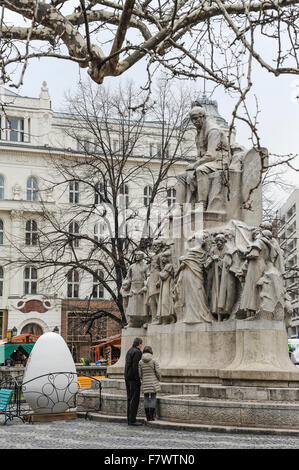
[76,378,299,431]
[108,322,299,386]
[76,321,299,431]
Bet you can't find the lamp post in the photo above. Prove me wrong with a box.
[12,326,17,337]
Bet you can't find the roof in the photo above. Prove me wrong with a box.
[0,334,39,345]
[0,86,19,97]
[91,334,121,349]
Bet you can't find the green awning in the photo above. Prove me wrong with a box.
[0,344,34,365]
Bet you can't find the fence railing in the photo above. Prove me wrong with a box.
[0,372,103,424]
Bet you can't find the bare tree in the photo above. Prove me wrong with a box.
[7,78,194,330]
[1,1,298,187]
[1,1,298,94]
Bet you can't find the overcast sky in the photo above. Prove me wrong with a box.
[12,52,297,207]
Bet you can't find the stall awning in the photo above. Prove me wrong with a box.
[91,334,121,350]
[0,344,34,365]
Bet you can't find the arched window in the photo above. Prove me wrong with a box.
[92,270,104,299]
[24,267,37,295]
[167,188,176,207]
[144,185,152,207]
[69,181,79,203]
[21,323,43,336]
[25,220,38,246]
[0,219,3,245]
[0,175,4,200]
[26,176,38,201]
[0,266,3,296]
[69,222,80,248]
[67,270,79,298]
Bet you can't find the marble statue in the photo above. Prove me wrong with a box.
[145,239,164,324]
[239,228,285,320]
[204,233,227,321]
[173,236,213,324]
[156,250,176,325]
[120,278,131,314]
[176,105,228,208]
[217,229,239,319]
[125,251,149,328]
[113,99,295,394]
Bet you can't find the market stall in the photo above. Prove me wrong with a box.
[91,334,121,366]
[0,334,39,366]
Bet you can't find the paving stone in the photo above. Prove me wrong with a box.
[1,416,299,449]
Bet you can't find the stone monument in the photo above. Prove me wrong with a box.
[102,97,299,430]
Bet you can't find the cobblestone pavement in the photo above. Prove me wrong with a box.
[1,417,299,449]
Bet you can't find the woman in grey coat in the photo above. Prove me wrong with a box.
[138,346,161,421]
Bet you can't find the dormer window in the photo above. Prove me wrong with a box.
[1,117,24,142]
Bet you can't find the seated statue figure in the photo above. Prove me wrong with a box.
[176,105,229,208]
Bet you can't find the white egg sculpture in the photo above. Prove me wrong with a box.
[22,332,78,414]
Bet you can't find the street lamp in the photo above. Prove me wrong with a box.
[12,326,17,337]
[53,326,59,334]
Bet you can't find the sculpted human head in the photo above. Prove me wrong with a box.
[252,228,261,240]
[135,251,144,261]
[215,234,226,249]
[190,106,206,131]
[260,221,273,233]
[161,250,171,266]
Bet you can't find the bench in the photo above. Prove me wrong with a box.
[77,376,105,388]
[0,389,13,424]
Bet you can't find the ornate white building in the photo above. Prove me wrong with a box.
[0,82,198,357]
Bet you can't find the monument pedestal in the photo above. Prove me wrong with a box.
[91,320,299,431]
[108,320,299,386]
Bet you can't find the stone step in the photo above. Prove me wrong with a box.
[99,378,299,401]
[77,388,299,431]
[78,411,299,437]
[199,384,299,401]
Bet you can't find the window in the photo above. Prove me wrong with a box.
[92,270,104,299]
[94,222,106,242]
[69,181,79,203]
[280,215,285,227]
[25,220,38,246]
[149,143,154,157]
[67,270,79,298]
[0,267,3,297]
[165,144,169,158]
[113,141,118,153]
[287,204,296,221]
[95,182,105,205]
[0,219,3,245]
[157,144,162,157]
[144,185,152,207]
[24,267,37,295]
[167,188,176,207]
[119,184,129,209]
[0,175,4,199]
[1,117,24,142]
[77,138,93,153]
[26,177,38,201]
[69,222,80,248]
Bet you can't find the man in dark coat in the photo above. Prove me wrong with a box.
[124,337,143,426]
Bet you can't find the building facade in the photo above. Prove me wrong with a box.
[0,82,199,360]
[277,189,299,338]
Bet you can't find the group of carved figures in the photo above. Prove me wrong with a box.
[121,102,291,328]
[121,221,292,328]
